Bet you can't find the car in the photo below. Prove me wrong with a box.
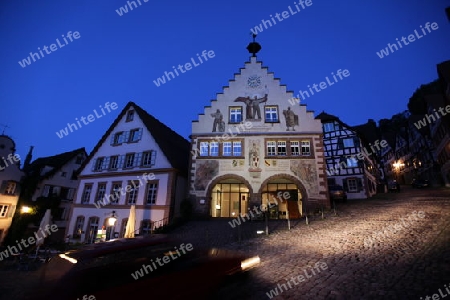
[411,178,430,188]
[29,235,260,300]
[388,180,400,192]
[328,185,347,202]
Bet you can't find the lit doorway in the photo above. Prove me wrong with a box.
[261,180,303,219]
[211,179,250,217]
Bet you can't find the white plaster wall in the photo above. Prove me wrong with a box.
[81,105,171,177]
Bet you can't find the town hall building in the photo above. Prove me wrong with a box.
[188,40,329,219]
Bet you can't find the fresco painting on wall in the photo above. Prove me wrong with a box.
[194,160,219,190]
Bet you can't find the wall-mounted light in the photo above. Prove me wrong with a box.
[21,206,31,214]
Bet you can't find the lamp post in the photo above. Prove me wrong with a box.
[107,211,117,241]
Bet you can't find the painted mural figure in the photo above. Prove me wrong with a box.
[248,142,260,167]
[283,107,298,131]
[211,109,224,132]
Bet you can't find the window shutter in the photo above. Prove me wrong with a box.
[151,150,157,166]
[7,205,15,218]
[67,188,75,200]
[342,179,348,192]
[0,180,7,194]
[102,157,110,170]
[137,128,143,141]
[118,155,124,169]
[357,178,363,192]
[14,182,21,196]
[42,185,50,197]
[110,134,115,145]
[123,131,130,143]
[338,138,344,149]
[353,137,360,148]
[134,153,142,167]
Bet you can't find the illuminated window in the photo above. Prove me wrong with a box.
[223,142,232,156]
[233,141,242,156]
[265,106,278,123]
[229,107,242,123]
[267,141,276,156]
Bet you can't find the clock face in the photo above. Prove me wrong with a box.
[247,75,261,88]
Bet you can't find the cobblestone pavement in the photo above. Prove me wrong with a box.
[209,186,450,300]
[1,186,449,300]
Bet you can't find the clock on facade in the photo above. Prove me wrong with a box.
[247,75,262,88]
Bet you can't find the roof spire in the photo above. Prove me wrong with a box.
[247,33,261,57]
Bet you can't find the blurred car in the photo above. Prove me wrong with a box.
[328,185,347,202]
[411,178,430,188]
[30,235,260,300]
[388,180,400,192]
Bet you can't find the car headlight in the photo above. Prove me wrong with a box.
[241,256,260,271]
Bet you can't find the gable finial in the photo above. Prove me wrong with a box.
[247,33,261,57]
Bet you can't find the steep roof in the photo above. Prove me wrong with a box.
[26,147,87,179]
[425,94,446,110]
[81,102,190,175]
[437,60,450,85]
[352,119,380,145]
[315,111,354,131]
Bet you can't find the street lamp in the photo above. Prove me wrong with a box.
[21,206,32,214]
[107,211,117,240]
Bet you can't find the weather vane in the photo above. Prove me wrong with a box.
[247,33,261,57]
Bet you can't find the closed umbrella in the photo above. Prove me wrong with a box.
[124,205,136,238]
[34,209,52,259]
[36,209,52,247]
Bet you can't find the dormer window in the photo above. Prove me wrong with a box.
[126,110,135,122]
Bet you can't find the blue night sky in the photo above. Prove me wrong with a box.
[1,0,449,161]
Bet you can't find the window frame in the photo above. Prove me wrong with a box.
[145,181,159,205]
[126,181,139,204]
[95,183,107,202]
[126,110,135,122]
[128,128,142,143]
[264,138,313,158]
[109,155,120,170]
[264,105,279,123]
[4,181,16,195]
[81,184,93,204]
[0,205,9,218]
[110,182,122,204]
[124,153,135,169]
[229,106,243,124]
[94,157,104,171]
[343,138,355,148]
[301,140,311,156]
[324,123,334,132]
[347,179,358,192]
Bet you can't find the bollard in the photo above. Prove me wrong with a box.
[287,210,291,231]
[265,211,269,235]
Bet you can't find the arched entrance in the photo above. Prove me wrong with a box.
[208,176,252,218]
[259,174,307,220]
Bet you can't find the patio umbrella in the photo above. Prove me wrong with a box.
[124,205,136,238]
